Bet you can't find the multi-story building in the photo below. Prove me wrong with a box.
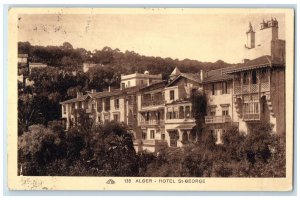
[202,69,235,144]
[134,81,168,152]
[60,18,286,152]
[120,71,162,89]
[202,18,285,138]
[163,68,203,148]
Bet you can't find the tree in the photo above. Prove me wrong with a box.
[18,124,65,175]
[191,90,207,142]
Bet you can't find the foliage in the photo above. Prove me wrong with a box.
[18,121,139,176]
[191,90,207,142]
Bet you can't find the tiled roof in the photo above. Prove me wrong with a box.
[139,81,167,92]
[167,72,202,87]
[181,73,202,83]
[202,69,233,84]
[123,84,148,94]
[92,89,123,98]
[60,94,90,104]
[224,55,284,74]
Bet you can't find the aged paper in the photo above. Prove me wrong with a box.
[8,7,294,191]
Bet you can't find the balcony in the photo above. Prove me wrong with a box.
[205,115,232,124]
[234,82,269,95]
[243,113,260,121]
[141,99,164,107]
[139,120,164,126]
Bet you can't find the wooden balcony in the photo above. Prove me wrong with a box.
[205,115,232,124]
[234,82,270,95]
[243,113,260,121]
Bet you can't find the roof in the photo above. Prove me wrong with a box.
[60,94,90,104]
[139,81,167,92]
[167,72,202,87]
[181,73,202,83]
[123,84,148,94]
[224,55,284,74]
[170,67,181,76]
[92,89,123,98]
[202,68,233,84]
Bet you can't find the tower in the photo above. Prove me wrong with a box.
[260,18,279,40]
[245,22,255,49]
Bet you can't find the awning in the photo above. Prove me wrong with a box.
[176,124,196,130]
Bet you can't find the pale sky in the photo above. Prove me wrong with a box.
[18,12,285,63]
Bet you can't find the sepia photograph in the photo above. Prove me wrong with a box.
[7,7,294,191]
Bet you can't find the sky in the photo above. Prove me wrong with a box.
[18,11,285,63]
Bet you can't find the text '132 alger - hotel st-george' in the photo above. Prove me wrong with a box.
[60,18,286,153]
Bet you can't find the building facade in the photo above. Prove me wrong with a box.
[60,18,286,152]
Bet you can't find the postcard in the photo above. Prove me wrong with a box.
[7,7,294,191]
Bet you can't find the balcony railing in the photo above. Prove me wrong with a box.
[261,82,270,92]
[205,115,232,124]
[141,99,164,107]
[139,120,164,126]
[243,113,260,121]
[234,82,269,95]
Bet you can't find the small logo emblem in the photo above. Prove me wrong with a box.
[106,179,116,184]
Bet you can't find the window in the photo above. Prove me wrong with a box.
[63,105,66,114]
[170,90,175,100]
[91,103,95,110]
[98,116,101,122]
[185,106,191,118]
[210,106,216,116]
[115,98,119,109]
[243,73,248,84]
[105,97,110,111]
[179,106,184,119]
[142,132,147,140]
[252,71,257,84]
[222,82,228,94]
[167,112,173,119]
[121,83,125,88]
[161,133,165,140]
[141,80,144,85]
[222,106,229,116]
[97,99,103,112]
[212,83,216,95]
[128,81,130,87]
[113,114,119,122]
[150,130,155,139]
[173,106,179,119]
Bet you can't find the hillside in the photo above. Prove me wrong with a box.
[18,41,233,79]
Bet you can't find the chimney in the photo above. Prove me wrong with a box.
[108,85,111,92]
[77,92,83,98]
[91,89,96,94]
[199,70,203,81]
[243,59,250,63]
